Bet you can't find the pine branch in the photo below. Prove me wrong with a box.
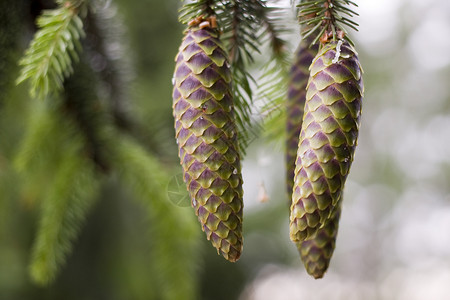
[178,0,218,24]
[14,104,76,205]
[19,45,114,284]
[113,137,200,300]
[16,0,86,99]
[219,0,260,151]
[30,152,100,285]
[222,1,291,151]
[15,51,111,201]
[15,96,102,285]
[259,56,290,141]
[254,2,292,142]
[297,0,359,45]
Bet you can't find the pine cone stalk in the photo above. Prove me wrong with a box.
[290,40,363,242]
[172,18,244,262]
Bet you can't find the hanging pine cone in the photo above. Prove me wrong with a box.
[287,39,341,279]
[297,202,341,279]
[172,18,244,262]
[290,40,363,242]
[286,39,318,196]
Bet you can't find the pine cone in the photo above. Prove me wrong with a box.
[290,41,363,242]
[286,39,318,196]
[297,202,341,279]
[172,24,243,262]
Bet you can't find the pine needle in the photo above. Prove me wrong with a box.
[113,137,200,300]
[30,153,100,285]
[296,0,359,45]
[16,1,86,99]
[14,107,60,174]
[13,104,79,205]
[255,2,291,143]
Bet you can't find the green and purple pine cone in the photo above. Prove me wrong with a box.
[286,39,318,196]
[297,203,341,279]
[290,40,363,242]
[172,23,244,262]
[286,40,340,279]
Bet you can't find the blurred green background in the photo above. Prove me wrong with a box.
[1,0,450,299]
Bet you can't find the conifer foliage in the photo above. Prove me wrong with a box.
[17,0,86,98]
[14,0,200,295]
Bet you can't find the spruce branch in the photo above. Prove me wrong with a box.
[220,0,259,151]
[254,2,292,142]
[19,45,115,284]
[15,40,112,203]
[14,106,64,202]
[30,151,100,285]
[16,0,86,99]
[113,137,200,300]
[218,0,287,151]
[15,95,104,285]
[258,55,290,142]
[296,0,359,45]
[179,0,218,24]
